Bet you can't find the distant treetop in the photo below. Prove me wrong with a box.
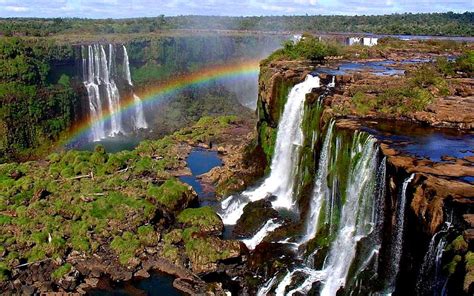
[0,12,473,37]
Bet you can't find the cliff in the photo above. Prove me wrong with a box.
[256,56,474,295]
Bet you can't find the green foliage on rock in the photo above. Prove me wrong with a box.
[177,206,223,233]
[147,179,191,211]
[51,263,72,280]
[110,232,141,265]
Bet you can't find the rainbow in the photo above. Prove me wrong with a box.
[65,60,260,146]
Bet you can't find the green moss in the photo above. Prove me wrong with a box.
[445,255,462,276]
[110,232,140,265]
[70,236,90,252]
[147,179,190,210]
[447,235,468,254]
[0,262,11,282]
[177,206,222,232]
[137,225,157,246]
[163,229,183,245]
[51,263,72,280]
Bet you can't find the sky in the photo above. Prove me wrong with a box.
[0,0,472,18]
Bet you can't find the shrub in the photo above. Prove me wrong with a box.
[263,35,342,64]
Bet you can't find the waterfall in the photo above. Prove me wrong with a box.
[101,44,123,136]
[242,219,283,250]
[123,45,148,129]
[220,75,320,225]
[301,120,335,244]
[123,45,133,86]
[319,133,378,296]
[132,94,148,129]
[259,132,381,296]
[81,44,148,140]
[416,221,452,295]
[386,173,415,291]
[83,45,106,141]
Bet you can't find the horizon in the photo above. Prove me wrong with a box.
[0,0,472,19]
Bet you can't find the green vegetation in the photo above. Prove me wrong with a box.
[263,34,342,64]
[0,116,238,281]
[148,179,191,211]
[110,232,141,265]
[177,206,223,233]
[0,37,80,162]
[1,13,473,37]
[51,263,72,280]
[345,56,472,116]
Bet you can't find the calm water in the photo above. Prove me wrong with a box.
[361,121,474,162]
[89,272,181,296]
[179,148,222,207]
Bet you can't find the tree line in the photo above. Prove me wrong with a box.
[0,12,473,37]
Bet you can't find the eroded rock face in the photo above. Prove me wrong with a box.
[257,56,473,295]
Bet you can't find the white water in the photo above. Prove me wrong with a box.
[242,219,283,250]
[122,45,148,129]
[261,133,380,296]
[83,45,106,141]
[220,75,320,225]
[123,45,133,86]
[301,120,335,244]
[82,44,148,140]
[319,134,378,296]
[132,94,148,129]
[123,44,148,129]
[416,221,451,295]
[386,173,415,291]
[101,44,123,136]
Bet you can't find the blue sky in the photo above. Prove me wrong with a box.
[0,0,472,18]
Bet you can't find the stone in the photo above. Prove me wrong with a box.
[134,269,150,279]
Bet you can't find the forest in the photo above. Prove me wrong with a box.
[0,12,473,37]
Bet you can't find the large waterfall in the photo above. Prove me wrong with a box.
[266,131,381,296]
[82,44,148,141]
[217,73,424,295]
[220,75,320,225]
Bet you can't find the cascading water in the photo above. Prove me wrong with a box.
[416,220,452,296]
[123,45,148,129]
[385,173,415,292]
[123,45,133,86]
[319,133,378,296]
[301,119,335,244]
[82,44,148,141]
[258,131,382,296]
[101,44,123,136]
[220,75,321,225]
[83,45,106,141]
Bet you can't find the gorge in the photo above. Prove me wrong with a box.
[0,30,473,296]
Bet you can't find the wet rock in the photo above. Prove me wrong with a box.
[233,199,279,238]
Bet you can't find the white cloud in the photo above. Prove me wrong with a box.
[0,0,471,17]
[4,5,30,12]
